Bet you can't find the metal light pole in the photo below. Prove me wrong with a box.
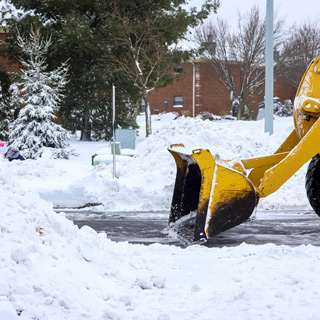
[265,0,274,134]
[112,85,116,179]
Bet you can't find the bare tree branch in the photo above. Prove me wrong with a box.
[195,5,283,119]
[278,21,320,88]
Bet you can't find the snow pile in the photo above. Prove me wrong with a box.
[104,114,310,211]
[3,113,311,211]
[1,113,320,319]
[1,171,320,319]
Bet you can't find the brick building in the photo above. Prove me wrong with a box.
[147,60,296,118]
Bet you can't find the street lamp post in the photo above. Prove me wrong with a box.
[265,0,274,135]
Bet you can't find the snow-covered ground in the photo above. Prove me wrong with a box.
[5,113,311,211]
[1,113,320,320]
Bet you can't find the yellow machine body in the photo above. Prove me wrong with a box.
[168,57,320,244]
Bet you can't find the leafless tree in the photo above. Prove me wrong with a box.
[195,6,282,119]
[278,22,320,89]
[104,0,219,137]
[106,10,172,137]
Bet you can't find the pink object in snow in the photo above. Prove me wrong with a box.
[0,142,8,155]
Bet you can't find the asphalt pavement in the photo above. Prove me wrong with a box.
[56,209,320,247]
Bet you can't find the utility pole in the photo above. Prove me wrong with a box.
[265,0,274,134]
[112,85,116,179]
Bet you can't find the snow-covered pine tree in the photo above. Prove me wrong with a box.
[8,27,72,159]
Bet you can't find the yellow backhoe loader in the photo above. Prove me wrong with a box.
[168,57,320,245]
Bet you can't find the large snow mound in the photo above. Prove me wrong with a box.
[1,170,320,319]
[3,114,312,211]
[1,114,320,319]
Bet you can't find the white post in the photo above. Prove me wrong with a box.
[112,85,116,179]
[192,60,195,118]
[265,0,274,134]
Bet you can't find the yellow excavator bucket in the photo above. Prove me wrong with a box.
[168,56,320,245]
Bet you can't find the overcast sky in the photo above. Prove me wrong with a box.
[191,0,320,30]
[183,0,320,48]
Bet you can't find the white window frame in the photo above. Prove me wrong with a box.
[173,96,183,108]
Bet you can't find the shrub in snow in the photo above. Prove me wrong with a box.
[274,99,293,117]
[196,112,221,121]
[8,28,73,159]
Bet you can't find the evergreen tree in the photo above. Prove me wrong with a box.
[2,1,141,141]
[8,28,72,159]
[4,0,219,139]
[0,69,21,141]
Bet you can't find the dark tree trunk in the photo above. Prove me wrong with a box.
[237,92,245,120]
[80,116,92,141]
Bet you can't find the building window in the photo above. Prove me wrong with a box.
[173,96,183,108]
[174,64,183,74]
